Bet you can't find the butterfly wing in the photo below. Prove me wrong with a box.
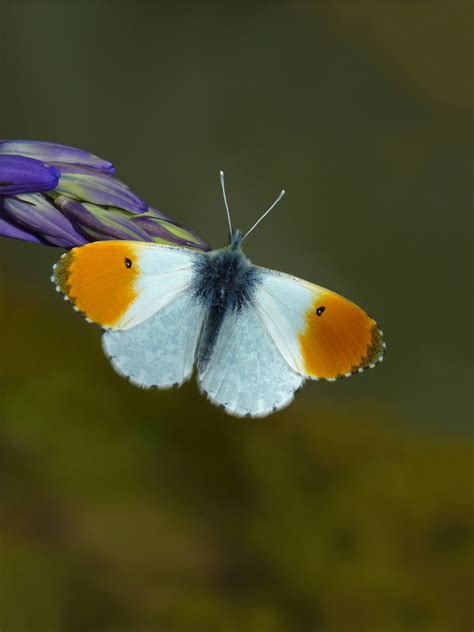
[53,240,201,330]
[53,240,207,388]
[253,267,385,381]
[102,292,205,388]
[197,305,304,418]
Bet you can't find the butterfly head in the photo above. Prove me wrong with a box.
[229,228,243,251]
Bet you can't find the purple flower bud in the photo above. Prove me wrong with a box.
[55,196,153,242]
[0,199,44,243]
[55,197,210,250]
[2,193,87,247]
[0,155,59,195]
[55,165,147,213]
[0,140,210,251]
[0,140,114,174]
[147,206,181,225]
[133,213,210,250]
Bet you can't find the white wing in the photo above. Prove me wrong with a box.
[198,305,304,418]
[254,268,385,381]
[102,292,205,388]
[53,241,202,330]
[53,240,209,388]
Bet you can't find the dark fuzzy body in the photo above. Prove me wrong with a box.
[192,232,261,371]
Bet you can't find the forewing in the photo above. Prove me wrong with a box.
[254,268,385,381]
[102,293,205,389]
[198,306,304,418]
[53,240,202,329]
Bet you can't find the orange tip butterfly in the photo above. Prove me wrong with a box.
[52,172,385,418]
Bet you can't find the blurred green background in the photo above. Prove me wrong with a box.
[0,2,472,630]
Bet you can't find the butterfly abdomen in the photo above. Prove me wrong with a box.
[193,247,262,371]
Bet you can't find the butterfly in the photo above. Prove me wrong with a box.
[52,172,385,417]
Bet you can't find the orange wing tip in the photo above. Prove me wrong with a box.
[52,243,139,327]
[53,250,74,294]
[323,324,386,382]
[298,291,386,380]
[52,251,93,322]
[348,324,385,375]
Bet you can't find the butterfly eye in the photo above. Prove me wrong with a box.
[316,306,325,317]
[124,257,133,269]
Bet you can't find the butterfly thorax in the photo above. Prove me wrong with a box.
[192,230,262,371]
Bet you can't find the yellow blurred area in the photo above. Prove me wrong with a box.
[0,280,471,629]
[314,1,472,111]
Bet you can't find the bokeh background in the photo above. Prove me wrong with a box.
[0,2,472,630]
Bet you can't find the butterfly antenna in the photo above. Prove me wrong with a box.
[242,189,286,242]
[219,170,233,237]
